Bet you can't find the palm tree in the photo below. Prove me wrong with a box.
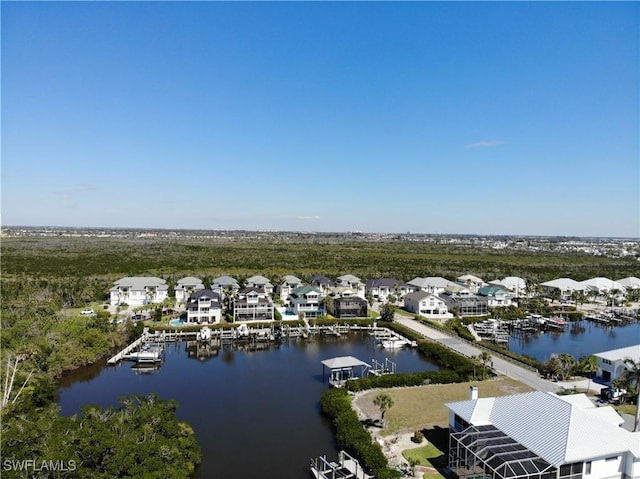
[471,355,482,380]
[373,393,394,427]
[621,358,640,432]
[479,351,492,380]
[581,355,598,395]
[556,353,576,381]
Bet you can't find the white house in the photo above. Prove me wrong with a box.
[477,285,513,307]
[594,344,640,383]
[408,277,457,295]
[456,274,486,292]
[277,275,303,303]
[186,290,222,324]
[580,277,627,295]
[210,275,240,297]
[447,390,640,479]
[287,285,324,319]
[489,276,527,297]
[403,291,452,320]
[541,278,588,302]
[617,277,640,290]
[244,275,274,296]
[175,276,205,303]
[365,278,413,302]
[233,287,274,322]
[109,277,168,307]
[335,274,366,299]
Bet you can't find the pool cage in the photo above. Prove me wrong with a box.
[449,425,557,479]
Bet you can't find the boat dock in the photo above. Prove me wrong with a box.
[310,450,373,479]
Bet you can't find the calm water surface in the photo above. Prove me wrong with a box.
[508,320,640,361]
[57,333,439,479]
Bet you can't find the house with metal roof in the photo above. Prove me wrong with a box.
[447,390,640,479]
[287,285,324,318]
[109,276,169,306]
[175,276,205,303]
[408,276,458,295]
[594,345,640,383]
[403,291,452,320]
[489,277,527,297]
[478,285,514,307]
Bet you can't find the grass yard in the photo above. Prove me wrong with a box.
[402,442,443,467]
[355,377,533,434]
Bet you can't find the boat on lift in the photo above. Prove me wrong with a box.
[197,325,212,341]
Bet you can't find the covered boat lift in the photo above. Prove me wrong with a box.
[321,356,370,387]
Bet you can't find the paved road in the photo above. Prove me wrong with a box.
[394,315,563,393]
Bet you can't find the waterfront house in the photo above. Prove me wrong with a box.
[365,278,413,303]
[186,289,222,324]
[109,277,169,307]
[403,291,452,321]
[210,275,240,298]
[277,275,303,304]
[541,278,588,302]
[580,277,627,296]
[617,277,640,290]
[456,274,486,292]
[287,285,324,319]
[335,274,366,299]
[477,285,513,307]
[441,291,488,317]
[244,275,274,296]
[447,390,640,479]
[326,288,368,319]
[488,276,527,297]
[594,344,640,383]
[233,287,274,322]
[310,274,335,294]
[408,277,457,295]
[175,276,205,303]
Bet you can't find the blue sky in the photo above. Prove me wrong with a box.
[2,2,638,237]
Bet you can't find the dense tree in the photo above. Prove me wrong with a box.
[379,303,395,322]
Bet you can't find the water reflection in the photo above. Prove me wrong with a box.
[58,333,438,479]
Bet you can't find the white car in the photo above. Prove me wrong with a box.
[80,309,95,316]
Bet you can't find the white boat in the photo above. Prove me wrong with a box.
[380,336,409,349]
[527,314,546,325]
[127,350,161,363]
[235,323,250,338]
[197,325,212,341]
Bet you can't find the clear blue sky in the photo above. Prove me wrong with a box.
[2,1,638,237]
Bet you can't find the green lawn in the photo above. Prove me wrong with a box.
[402,442,443,467]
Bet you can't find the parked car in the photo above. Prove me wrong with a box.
[130,314,147,321]
[80,309,95,316]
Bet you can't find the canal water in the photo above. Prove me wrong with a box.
[508,320,640,362]
[57,333,439,479]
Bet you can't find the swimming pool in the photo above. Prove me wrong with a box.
[169,318,186,326]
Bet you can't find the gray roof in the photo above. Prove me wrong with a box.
[321,356,369,370]
[177,276,203,286]
[112,276,167,290]
[404,290,440,302]
[408,277,456,289]
[212,275,239,286]
[447,390,638,466]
